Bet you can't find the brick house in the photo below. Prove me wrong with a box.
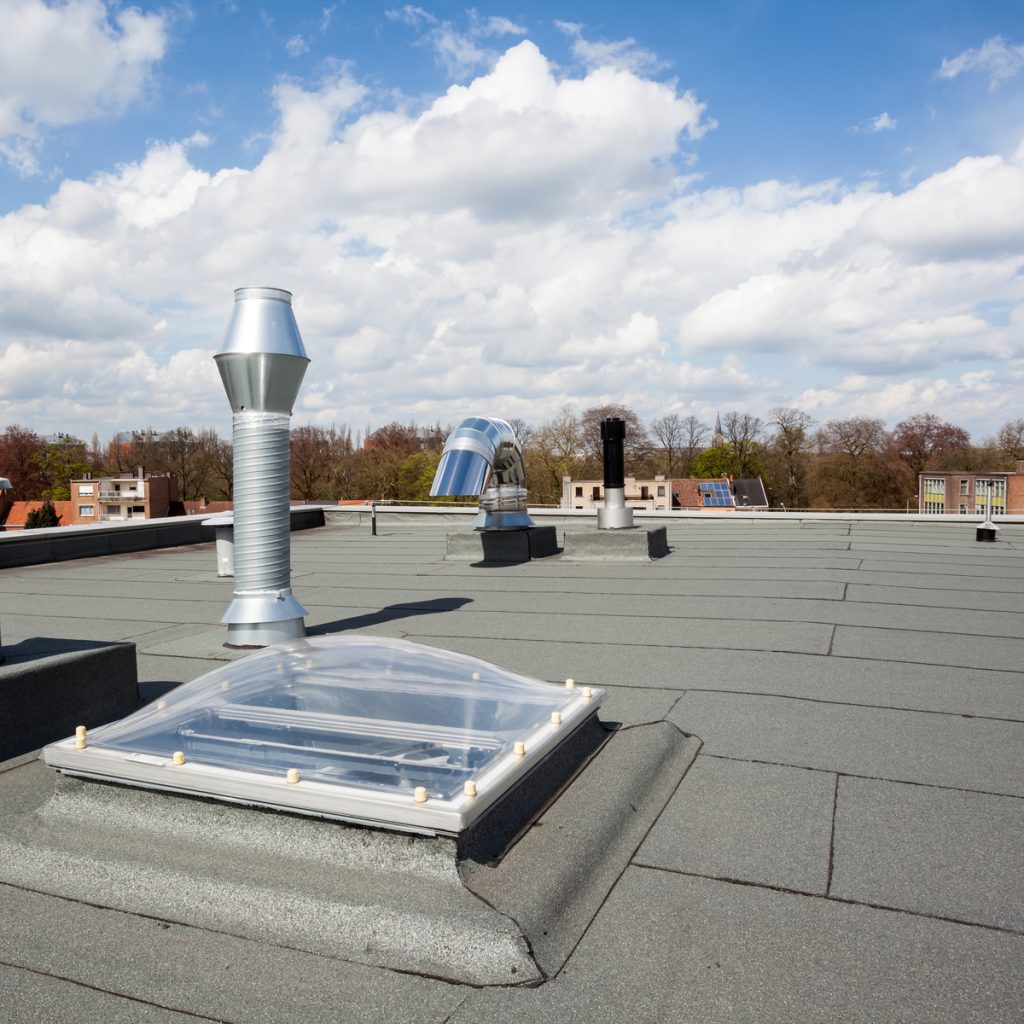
[918,463,1024,515]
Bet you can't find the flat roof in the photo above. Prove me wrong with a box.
[1,514,1022,1021]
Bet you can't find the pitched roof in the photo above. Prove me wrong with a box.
[1,500,75,528]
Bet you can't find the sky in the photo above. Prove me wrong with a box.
[1,0,1023,444]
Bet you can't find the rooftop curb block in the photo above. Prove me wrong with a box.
[0,641,138,760]
[445,526,559,563]
[562,525,669,561]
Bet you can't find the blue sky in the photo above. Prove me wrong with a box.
[1,0,1023,442]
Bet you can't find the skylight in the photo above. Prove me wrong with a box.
[43,636,604,835]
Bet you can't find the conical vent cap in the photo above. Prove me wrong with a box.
[214,287,310,414]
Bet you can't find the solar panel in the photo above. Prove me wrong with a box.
[699,481,735,507]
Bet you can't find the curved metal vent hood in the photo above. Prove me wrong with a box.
[430,417,533,530]
[43,636,603,836]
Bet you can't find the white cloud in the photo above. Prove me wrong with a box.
[0,0,167,174]
[285,34,309,58]
[938,35,1024,90]
[555,20,666,76]
[388,5,527,79]
[851,111,896,135]
[1,39,1023,441]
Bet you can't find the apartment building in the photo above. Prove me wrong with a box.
[918,464,1024,515]
[68,471,179,525]
[561,475,769,512]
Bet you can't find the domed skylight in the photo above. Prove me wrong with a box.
[43,636,604,835]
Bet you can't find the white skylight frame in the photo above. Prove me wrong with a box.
[43,636,604,836]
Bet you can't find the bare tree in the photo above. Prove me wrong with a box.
[682,415,709,475]
[528,405,587,504]
[156,427,219,502]
[291,426,337,502]
[580,405,650,464]
[817,417,889,458]
[650,414,686,476]
[994,418,1024,463]
[892,413,970,479]
[209,437,234,500]
[812,417,901,509]
[506,417,535,448]
[721,412,765,477]
[767,407,815,507]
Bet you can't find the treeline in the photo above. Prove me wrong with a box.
[2,409,1023,511]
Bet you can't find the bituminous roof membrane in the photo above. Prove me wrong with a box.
[43,635,604,835]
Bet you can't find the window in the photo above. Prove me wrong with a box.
[107,505,122,515]
[657,486,665,497]
[592,486,601,500]
[960,504,969,514]
[78,505,94,517]
[640,486,650,500]
[960,479,969,496]
[975,479,1006,514]
[575,486,582,497]
[922,478,945,514]
[79,484,94,496]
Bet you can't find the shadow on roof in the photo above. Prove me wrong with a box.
[307,596,473,635]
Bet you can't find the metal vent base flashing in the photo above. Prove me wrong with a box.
[4,720,698,986]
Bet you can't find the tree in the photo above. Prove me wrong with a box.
[156,427,219,502]
[0,425,47,498]
[650,414,687,477]
[817,417,889,458]
[691,445,734,478]
[994,419,1024,463]
[580,405,650,465]
[290,426,352,502]
[366,422,421,454]
[681,415,710,476]
[397,450,444,502]
[32,435,93,500]
[720,412,765,477]
[767,407,815,508]
[811,417,901,509]
[25,499,60,529]
[892,413,970,479]
[505,417,534,448]
[106,429,161,477]
[528,404,588,504]
[209,436,234,501]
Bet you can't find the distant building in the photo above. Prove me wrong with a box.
[561,475,769,512]
[1,500,76,530]
[68,471,179,525]
[918,464,1024,515]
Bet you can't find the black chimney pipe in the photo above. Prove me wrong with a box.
[601,417,626,490]
[597,417,633,529]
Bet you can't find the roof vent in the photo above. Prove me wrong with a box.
[43,636,604,836]
[430,417,533,530]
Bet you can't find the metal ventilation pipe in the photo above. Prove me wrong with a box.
[597,417,634,530]
[214,287,310,647]
[430,417,534,530]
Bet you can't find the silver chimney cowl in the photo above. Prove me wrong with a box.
[430,417,533,530]
[214,287,310,647]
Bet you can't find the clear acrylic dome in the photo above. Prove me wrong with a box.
[44,636,603,835]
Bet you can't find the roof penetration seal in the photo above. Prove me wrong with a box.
[43,636,604,836]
